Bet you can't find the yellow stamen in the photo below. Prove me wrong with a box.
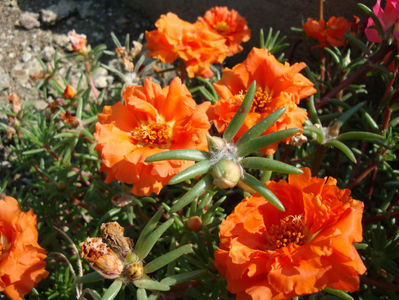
[250,87,273,113]
[213,21,230,33]
[130,121,172,148]
[0,233,10,260]
[265,215,306,249]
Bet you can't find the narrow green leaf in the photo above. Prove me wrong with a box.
[137,288,148,300]
[362,111,379,130]
[168,160,212,185]
[259,28,265,48]
[337,131,384,141]
[240,173,285,211]
[358,3,384,41]
[135,209,164,254]
[223,81,256,142]
[323,287,354,300]
[145,150,210,162]
[303,126,324,143]
[324,139,356,163]
[144,244,193,273]
[110,32,122,48]
[76,272,103,284]
[343,33,371,55]
[170,175,213,213]
[336,102,365,127]
[237,128,299,157]
[307,96,321,125]
[196,76,218,102]
[236,107,286,147]
[324,47,341,65]
[101,279,123,300]
[133,279,170,291]
[136,219,174,260]
[22,148,45,155]
[241,157,303,174]
[160,269,208,286]
[98,208,121,224]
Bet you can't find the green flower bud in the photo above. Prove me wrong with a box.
[211,159,242,189]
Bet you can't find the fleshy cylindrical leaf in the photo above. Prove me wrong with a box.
[168,160,212,185]
[241,157,303,174]
[133,279,170,291]
[145,149,210,162]
[135,209,163,255]
[337,131,384,141]
[236,107,286,147]
[144,244,193,274]
[223,81,256,142]
[240,172,285,211]
[136,219,174,260]
[160,269,208,286]
[237,128,299,157]
[101,279,123,300]
[324,139,356,163]
[170,175,213,213]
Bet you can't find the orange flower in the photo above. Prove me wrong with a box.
[207,48,316,155]
[302,16,351,48]
[68,30,88,54]
[214,168,366,300]
[64,84,77,99]
[95,77,211,196]
[0,196,48,300]
[145,13,229,78]
[197,6,251,55]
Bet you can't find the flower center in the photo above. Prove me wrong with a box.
[266,215,306,250]
[130,121,172,148]
[0,233,11,261]
[250,87,273,113]
[213,21,230,33]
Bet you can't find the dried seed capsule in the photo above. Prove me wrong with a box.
[101,222,134,258]
[80,237,124,279]
[124,261,144,282]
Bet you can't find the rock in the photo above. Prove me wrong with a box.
[11,63,29,84]
[22,51,32,63]
[93,68,109,89]
[0,67,11,91]
[53,33,69,48]
[26,59,43,77]
[40,1,77,25]
[41,46,55,62]
[40,9,57,25]
[17,12,40,30]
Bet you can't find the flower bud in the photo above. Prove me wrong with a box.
[101,222,134,258]
[206,134,226,153]
[211,159,242,189]
[328,123,340,137]
[80,237,124,279]
[124,261,144,282]
[186,216,203,232]
[64,85,76,99]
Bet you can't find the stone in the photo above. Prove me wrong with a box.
[22,51,32,63]
[53,33,69,48]
[0,67,11,91]
[40,1,77,25]
[41,46,55,62]
[17,12,40,30]
[93,68,109,89]
[11,63,29,84]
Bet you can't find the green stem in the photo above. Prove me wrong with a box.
[311,144,326,176]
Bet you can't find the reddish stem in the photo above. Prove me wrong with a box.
[348,163,377,189]
[361,275,399,291]
[85,60,99,100]
[363,211,399,224]
[316,43,394,109]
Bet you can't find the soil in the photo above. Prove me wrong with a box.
[0,0,152,107]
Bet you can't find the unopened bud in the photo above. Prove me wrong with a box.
[64,85,77,99]
[328,123,340,137]
[130,41,143,59]
[206,134,226,153]
[101,222,134,258]
[212,159,242,189]
[56,181,67,191]
[186,216,203,232]
[124,261,144,282]
[290,134,308,146]
[80,237,124,279]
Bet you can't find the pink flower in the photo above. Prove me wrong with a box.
[365,0,399,44]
